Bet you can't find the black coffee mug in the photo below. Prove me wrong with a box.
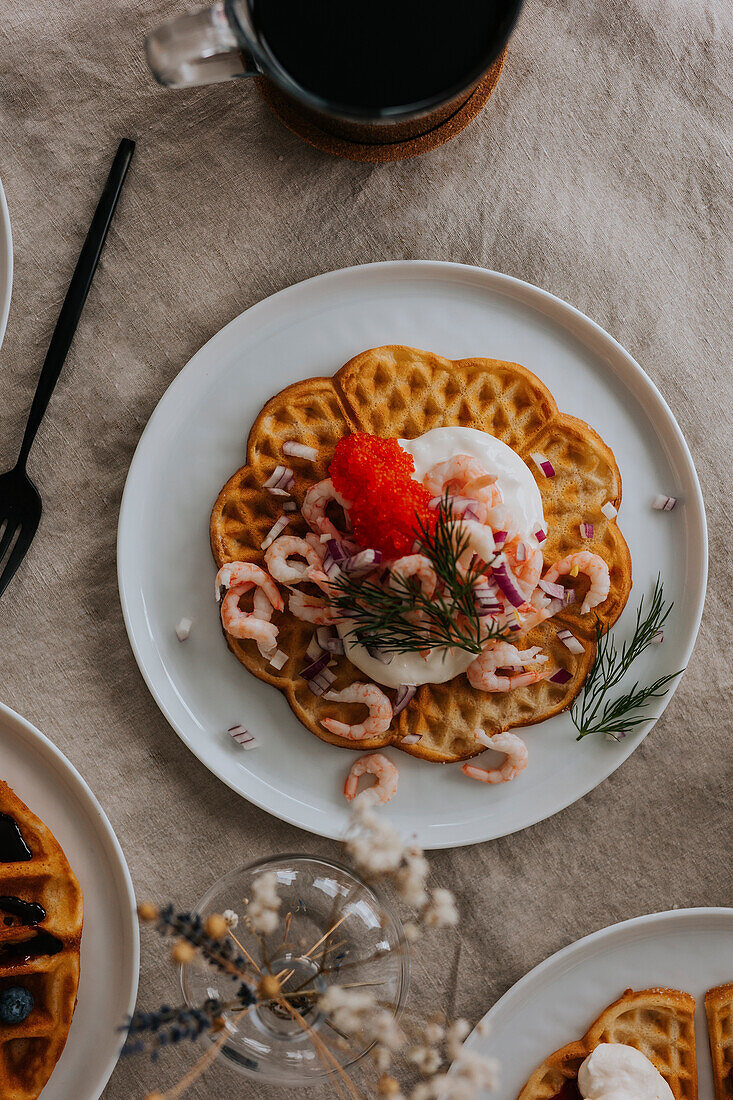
[146,0,524,147]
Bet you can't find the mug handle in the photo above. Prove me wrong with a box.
[145,1,259,88]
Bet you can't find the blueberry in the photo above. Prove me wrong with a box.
[0,986,34,1024]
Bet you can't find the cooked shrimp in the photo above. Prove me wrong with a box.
[483,503,520,542]
[344,753,399,805]
[321,682,393,741]
[215,561,284,611]
[252,588,279,657]
[514,588,558,635]
[265,535,325,585]
[461,730,528,784]
[302,479,352,540]
[289,589,339,625]
[423,455,502,506]
[457,519,496,569]
[503,537,544,601]
[390,554,437,599]
[467,640,550,692]
[542,551,610,614]
[220,588,279,647]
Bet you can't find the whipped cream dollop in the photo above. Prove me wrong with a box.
[337,426,545,690]
[578,1044,674,1100]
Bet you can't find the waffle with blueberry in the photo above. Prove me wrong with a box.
[0,781,83,1099]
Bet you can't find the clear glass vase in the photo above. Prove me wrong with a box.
[181,854,410,1086]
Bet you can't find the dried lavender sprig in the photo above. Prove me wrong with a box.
[153,904,257,987]
[121,999,224,1059]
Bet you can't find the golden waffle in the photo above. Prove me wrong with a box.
[706,982,733,1099]
[0,781,83,1100]
[211,345,632,763]
[517,987,697,1099]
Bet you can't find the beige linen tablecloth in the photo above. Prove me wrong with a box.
[0,0,731,1096]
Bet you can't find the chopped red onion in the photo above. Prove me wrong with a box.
[267,486,292,498]
[283,440,318,462]
[307,667,336,696]
[326,539,348,562]
[316,626,344,655]
[535,527,547,543]
[268,649,289,670]
[283,501,298,513]
[556,628,585,655]
[305,634,323,660]
[539,579,565,601]
[428,497,442,510]
[263,465,294,491]
[563,589,577,606]
[393,684,417,715]
[300,652,331,680]
[650,630,664,645]
[261,514,290,550]
[652,494,677,511]
[493,530,507,545]
[492,561,526,608]
[401,733,422,745]
[549,668,573,684]
[365,645,394,665]
[463,507,481,523]
[343,549,382,574]
[227,725,258,749]
[579,522,594,540]
[601,501,618,520]
[495,665,523,675]
[449,497,482,516]
[322,548,343,579]
[531,452,556,478]
[515,541,527,562]
[175,617,193,641]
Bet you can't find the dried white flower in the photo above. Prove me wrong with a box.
[451,1048,499,1090]
[247,871,281,935]
[403,920,422,943]
[372,1044,393,1073]
[422,888,459,929]
[408,1045,442,1074]
[394,844,430,908]
[445,1019,472,1059]
[424,1020,445,1045]
[319,987,405,1050]
[345,802,406,875]
[222,909,239,930]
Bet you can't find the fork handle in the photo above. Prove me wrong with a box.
[16,139,135,471]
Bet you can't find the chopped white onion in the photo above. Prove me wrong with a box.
[175,617,193,641]
[539,579,565,600]
[652,494,678,511]
[401,733,422,745]
[305,634,323,660]
[650,630,664,645]
[601,501,618,520]
[261,514,290,550]
[283,440,318,462]
[267,486,292,498]
[263,465,294,491]
[268,649,289,670]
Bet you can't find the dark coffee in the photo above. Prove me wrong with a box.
[251,0,520,111]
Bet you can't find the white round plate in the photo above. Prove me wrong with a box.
[0,702,139,1100]
[460,907,733,1097]
[0,178,13,348]
[117,262,706,848]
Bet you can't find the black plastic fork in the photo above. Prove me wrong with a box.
[0,138,134,598]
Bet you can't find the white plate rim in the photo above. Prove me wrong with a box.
[117,260,708,847]
[0,700,140,1099]
[461,906,733,1087]
[0,177,13,349]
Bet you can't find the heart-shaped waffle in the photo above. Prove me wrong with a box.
[517,987,698,1099]
[210,345,632,763]
[0,781,83,1100]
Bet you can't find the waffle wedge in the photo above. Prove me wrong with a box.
[0,781,83,1100]
[211,345,631,762]
[706,982,733,1099]
[517,987,697,1099]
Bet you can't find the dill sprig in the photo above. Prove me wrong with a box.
[571,576,682,741]
[329,494,507,655]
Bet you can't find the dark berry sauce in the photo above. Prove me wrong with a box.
[0,896,46,926]
[0,814,32,862]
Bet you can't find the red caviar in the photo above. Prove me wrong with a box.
[330,432,435,558]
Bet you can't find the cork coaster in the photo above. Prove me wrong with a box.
[256,48,506,162]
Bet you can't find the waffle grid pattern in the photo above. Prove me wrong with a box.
[705,982,733,1100]
[517,987,698,1100]
[210,346,632,762]
[0,782,83,1100]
